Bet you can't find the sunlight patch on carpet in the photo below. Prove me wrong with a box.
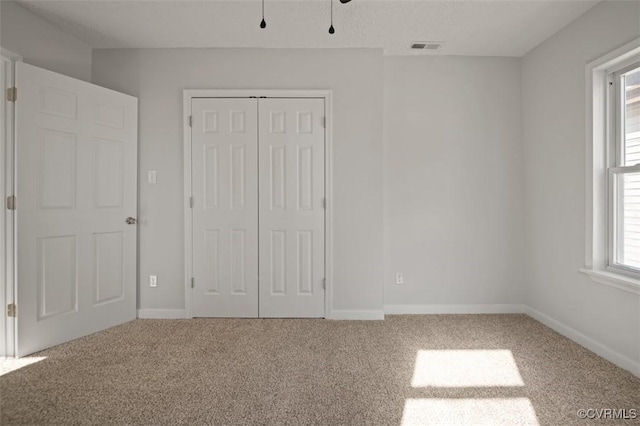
[401,397,539,425]
[411,349,524,387]
[0,357,47,376]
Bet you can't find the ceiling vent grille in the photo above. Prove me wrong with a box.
[411,42,442,50]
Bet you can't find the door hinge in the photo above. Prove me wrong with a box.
[6,195,16,210]
[191,277,195,288]
[6,87,17,102]
[189,196,194,208]
[189,115,192,127]
[7,303,16,317]
[322,116,326,128]
[323,278,326,290]
[322,197,326,210]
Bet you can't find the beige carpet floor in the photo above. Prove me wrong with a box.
[1,315,639,425]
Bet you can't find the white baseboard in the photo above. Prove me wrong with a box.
[525,306,640,377]
[328,310,385,320]
[137,309,186,319]
[384,304,525,315]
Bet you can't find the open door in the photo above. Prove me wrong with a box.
[15,62,138,356]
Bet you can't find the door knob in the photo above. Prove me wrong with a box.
[126,217,137,225]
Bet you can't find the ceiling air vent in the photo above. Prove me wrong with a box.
[411,42,442,50]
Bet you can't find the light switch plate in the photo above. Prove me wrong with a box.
[147,170,157,184]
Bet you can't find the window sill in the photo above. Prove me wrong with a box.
[579,268,640,295]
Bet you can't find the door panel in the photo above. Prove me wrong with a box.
[258,98,325,318]
[16,62,137,356]
[191,98,258,317]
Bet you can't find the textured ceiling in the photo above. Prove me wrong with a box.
[14,0,599,56]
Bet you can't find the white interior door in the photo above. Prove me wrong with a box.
[15,62,138,357]
[258,98,325,318]
[191,98,258,317]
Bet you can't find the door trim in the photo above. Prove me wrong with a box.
[1,48,22,357]
[182,89,333,319]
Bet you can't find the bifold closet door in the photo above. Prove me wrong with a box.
[258,98,325,318]
[191,98,258,317]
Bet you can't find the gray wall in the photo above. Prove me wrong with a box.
[0,1,92,82]
[93,48,527,317]
[92,48,385,316]
[522,1,640,368]
[383,56,524,309]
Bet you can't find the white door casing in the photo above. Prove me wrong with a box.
[258,98,325,318]
[190,98,259,317]
[2,49,21,358]
[15,62,137,356]
[1,53,15,357]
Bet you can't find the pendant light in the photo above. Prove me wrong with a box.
[328,0,335,34]
[260,0,266,28]
[258,0,351,32]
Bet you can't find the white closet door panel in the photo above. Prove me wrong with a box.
[258,98,325,318]
[16,62,137,356]
[191,98,258,317]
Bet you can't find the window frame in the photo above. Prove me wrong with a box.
[606,61,640,276]
[581,38,640,295]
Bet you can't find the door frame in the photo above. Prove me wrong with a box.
[1,48,22,358]
[182,89,333,319]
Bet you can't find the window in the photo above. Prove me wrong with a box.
[608,63,640,273]
[582,38,640,294]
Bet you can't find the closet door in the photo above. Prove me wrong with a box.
[191,98,258,317]
[258,98,325,318]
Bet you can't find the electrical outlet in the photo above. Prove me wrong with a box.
[150,275,157,287]
[395,272,404,285]
[147,170,157,184]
